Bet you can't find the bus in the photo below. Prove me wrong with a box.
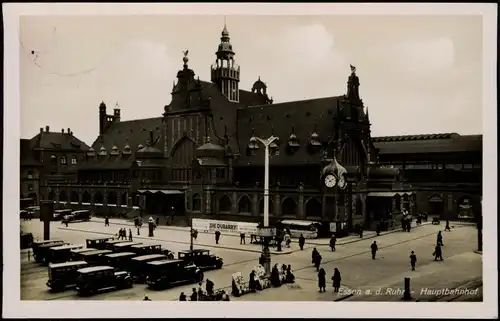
[53,209,73,221]
[278,220,326,239]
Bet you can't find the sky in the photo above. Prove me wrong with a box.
[19,14,483,145]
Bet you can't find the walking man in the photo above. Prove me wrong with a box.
[436,231,444,246]
[329,234,336,252]
[128,229,133,241]
[215,230,221,244]
[104,216,109,227]
[298,234,305,250]
[359,226,363,238]
[240,232,246,245]
[444,220,451,232]
[433,244,444,261]
[371,241,378,259]
[332,268,341,293]
[409,251,417,271]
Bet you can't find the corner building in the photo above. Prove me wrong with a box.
[48,24,481,229]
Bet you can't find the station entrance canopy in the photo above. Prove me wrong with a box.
[367,192,414,197]
[137,189,184,195]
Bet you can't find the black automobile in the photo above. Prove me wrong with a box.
[78,249,113,265]
[178,249,223,271]
[46,260,89,291]
[129,244,175,259]
[70,210,92,221]
[145,259,201,290]
[104,239,130,250]
[129,254,168,283]
[86,237,114,250]
[21,233,34,249]
[32,240,66,263]
[111,241,143,253]
[103,252,138,270]
[75,266,133,296]
[53,209,72,221]
[47,244,85,264]
[70,248,98,261]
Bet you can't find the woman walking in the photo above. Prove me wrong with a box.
[332,268,341,293]
[318,268,326,292]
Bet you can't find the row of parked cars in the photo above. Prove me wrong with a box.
[31,237,224,296]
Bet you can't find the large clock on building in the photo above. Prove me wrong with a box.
[324,174,337,188]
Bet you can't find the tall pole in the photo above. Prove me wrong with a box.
[264,144,270,227]
[190,214,194,251]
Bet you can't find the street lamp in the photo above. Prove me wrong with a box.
[248,132,279,276]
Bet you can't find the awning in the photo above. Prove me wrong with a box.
[137,189,183,195]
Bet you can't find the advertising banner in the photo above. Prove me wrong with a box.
[192,218,259,235]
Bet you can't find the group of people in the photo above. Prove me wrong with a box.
[116,228,132,241]
[179,280,230,301]
[318,267,341,292]
[270,263,295,287]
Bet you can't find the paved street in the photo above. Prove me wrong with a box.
[21,219,482,302]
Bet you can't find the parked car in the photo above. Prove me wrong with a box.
[75,266,133,296]
[46,261,89,291]
[32,240,65,263]
[145,260,201,290]
[86,237,114,250]
[70,248,98,261]
[53,209,72,221]
[129,244,175,259]
[21,232,34,249]
[177,249,223,271]
[111,241,143,253]
[103,252,138,270]
[68,210,92,222]
[104,239,130,251]
[129,254,168,283]
[78,249,113,265]
[48,244,85,263]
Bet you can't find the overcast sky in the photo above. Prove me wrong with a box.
[19,14,483,145]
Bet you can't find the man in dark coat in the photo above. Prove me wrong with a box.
[128,229,133,241]
[156,217,160,226]
[240,232,246,245]
[330,235,336,251]
[401,218,406,232]
[105,216,110,227]
[271,264,281,287]
[409,251,417,270]
[298,234,305,250]
[179,292,187,301]
[286,265,295,283]
[445,220,451,232]
[314,253,322,271]
[359,226,363,238]
[318,268,326,292]
[249,270,257,292]
[332,268,341,292]
[190,288,198,301]
[312,248,319,264]
[371,241,378,259]
[215,231,221,244]
[437,231,444,246]
[376,223,381,236]
[205,279,214,295]
[433,244,443,261]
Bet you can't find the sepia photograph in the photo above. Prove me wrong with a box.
[3,3,497,319]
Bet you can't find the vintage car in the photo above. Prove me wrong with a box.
[46,260,89,291]
[111,241,143,253]
[32,240,66,263]
[64,210,91,223]
[21,232,34,249]
[75,266,133,296]
[104,239,130,250]
[47,244,85,263]
[78,249,113,265]
[103,252,138,270]
[129,244,175,259]
[71,248,98,261]
[178,249,223,271]
[145,259,201,290]
[86,237,114,250]
[53,209,73,221]
[129,254,168,283]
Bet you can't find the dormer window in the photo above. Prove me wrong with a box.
[309,132,322,147]
[71,156,77,165]
[60,156,67,165]
[287,126,300,153]
[270,137,280,156]
[110,146,120,156]
[50,154,57,164]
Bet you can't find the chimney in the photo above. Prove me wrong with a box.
[45,126,50,132]
[62,128,65,133]
[67,128,71,135]
[40,127,43,133]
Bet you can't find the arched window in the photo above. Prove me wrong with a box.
[59,190,67,202]
[219,195,232,213]
[192,194,201,212]
[50,154,57,165]
[82,191,91,203]
[282,198,297,216]
[305,198,322,217]
[259,198,274,215]
[48,191,55,201]
[70,191,79,203]
[94,191,104,204]
[238,195,252,213]
[108,191,118,205]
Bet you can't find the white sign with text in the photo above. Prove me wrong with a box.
[192,218,259,235]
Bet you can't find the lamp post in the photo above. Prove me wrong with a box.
[248,134,279,276]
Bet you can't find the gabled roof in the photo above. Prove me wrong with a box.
[236,96,343,166]
[373,134,482,155]
[30,131,90,151]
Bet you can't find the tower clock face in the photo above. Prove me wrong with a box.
[324,174,337,188]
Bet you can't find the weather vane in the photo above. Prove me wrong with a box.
[350,64,356,73]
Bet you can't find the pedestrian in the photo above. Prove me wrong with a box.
[134,217,138,228]
[401,218,406,232]
[179,292,187,301]
[215,230,221,244]
[444,220,451,232]
[249,270,257,292]
[409,251,417,271]
[206,279,214,295]
[376,223,381,236]
[314,253,322,271]
[433,244,443,261]
[128,229,133,241]
[371,241,378,259]
[240,232,246,245]
[436,231,444,246]
[407,220,411,232]
[104,216,109,227]
[137,226,140,236]
[298,234,305,250]
[190,288,198,301]
[284,232,291,248]
[197,282,204,298]
[312,247,319,264]
[286,265,295,283]
[332,268,341,292]
[359,226,363,238]
[143,295,151,301]
[330,234,336,251]
[271,264,281,287]
[318,268,326,292]
[156,217,160,226]
[27,249,31,262]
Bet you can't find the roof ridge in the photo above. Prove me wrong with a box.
[242,95,343,109]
